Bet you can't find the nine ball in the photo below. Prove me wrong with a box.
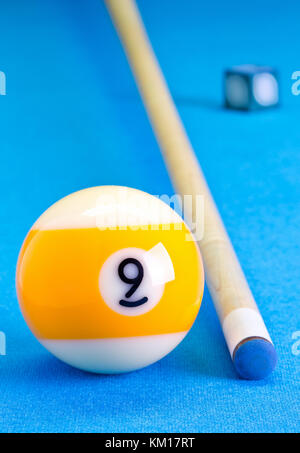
[16,186,204,373]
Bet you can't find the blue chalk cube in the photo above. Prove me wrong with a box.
[225,65,279,110]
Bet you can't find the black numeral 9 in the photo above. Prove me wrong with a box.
[118,258,148,307]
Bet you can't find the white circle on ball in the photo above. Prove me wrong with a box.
[99,247,166,316]
[253,73,278,106]
[226,74,249,108]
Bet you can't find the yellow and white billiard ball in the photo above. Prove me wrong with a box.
[16,186,204,373]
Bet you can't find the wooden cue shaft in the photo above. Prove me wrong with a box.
[105,0,276,377]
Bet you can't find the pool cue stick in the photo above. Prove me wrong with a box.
[105,0,277,379]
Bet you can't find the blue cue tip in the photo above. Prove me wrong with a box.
[233,338,277,380]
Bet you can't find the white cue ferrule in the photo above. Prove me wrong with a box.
[222,308,273,358]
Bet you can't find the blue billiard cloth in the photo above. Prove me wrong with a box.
[0,0,299,433]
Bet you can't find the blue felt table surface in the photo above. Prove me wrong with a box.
[0,0,299,433]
